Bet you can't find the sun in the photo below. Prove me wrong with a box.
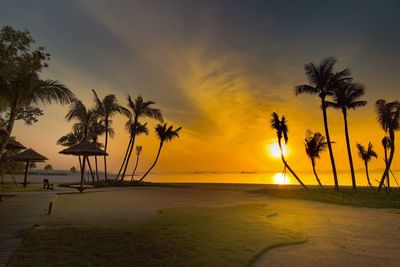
[268,142,288,158]
[273,173,287,185]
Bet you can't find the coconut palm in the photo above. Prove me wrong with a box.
[271,112,307,189]
[57,124,84,168]
[295,57,352,189]
[139,123,181,182]
[117,120,148,181]
[117,95,163,181]
[375,100,400,191]
[382,136,391,189]
[92,89,129,180]
[356,143,377,188]
[87,119,106,182]
[326,82,367,189]
[304,131,328,188]
[130,146,143,182]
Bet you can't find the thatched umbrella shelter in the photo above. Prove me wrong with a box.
[59,139,108,192]
[6,139,26,150]
[13,148,48,187]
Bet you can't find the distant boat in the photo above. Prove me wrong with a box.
[240,171,257,174]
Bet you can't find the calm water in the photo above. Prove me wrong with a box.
[8,169,398,187]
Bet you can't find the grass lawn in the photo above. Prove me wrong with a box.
[249,187,400,208]
[9,204,306,267]
[0,184,47,192]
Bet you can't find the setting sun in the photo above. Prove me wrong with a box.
[273,173,287,185]
[268,143,288,158]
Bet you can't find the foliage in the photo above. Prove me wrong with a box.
[70,166,77,173]
[44,164,53,171]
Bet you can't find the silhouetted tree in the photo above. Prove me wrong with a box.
[130,146,143,181]
[375,100,400,191]
[295,57,352,189]
[70,166,77,173]
[44,164,53,171]
[304,131,328,188]
[139,124,181,182]
[271,112,307,189]
[326,82,367,189]
[92,89,129,180]
[116,96,163,181]
[356,143,377,188]
[382,136,391,189]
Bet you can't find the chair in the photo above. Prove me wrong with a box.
[43,179,54,190]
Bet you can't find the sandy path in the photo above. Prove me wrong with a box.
[38,184,400,266]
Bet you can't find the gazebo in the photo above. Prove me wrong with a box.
[59,139,108,193]
[13,148,48,187]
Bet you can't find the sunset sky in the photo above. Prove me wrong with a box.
[1,0,400,176]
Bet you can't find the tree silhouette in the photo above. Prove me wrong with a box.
[375,100,400,191]
[116,96,163,181]
[382,136,391,189]
[271,112,307,189]
[295,57,352,189]
[304,131,328,188]
[356,143,377,188]
[139,124,181,182]
[326,82,367,189]
[130,146,143,182]
[92,89,129,180]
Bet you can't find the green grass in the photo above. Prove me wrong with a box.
[9,204,306,267]
[249,187,400,208]
[58,180,174,188]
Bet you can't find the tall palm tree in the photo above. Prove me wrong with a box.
[271,112,307,189]
[0,65,74,158]
[375,100,400,191]
[304,131,328,188]
[117,95,163,181]
[87,119,106,182]
[92,89,129,180]
[139,123,181,182]
[130,146,143,181]
[57,124,84,168]
[295,57,352,189]
[356,143,377,188]
[326,82,367,189]
[382,136,391,189]
[117,121,148,181]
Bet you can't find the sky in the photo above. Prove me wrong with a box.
[1,0,400,179]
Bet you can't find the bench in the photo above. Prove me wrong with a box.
[43,179,54,190]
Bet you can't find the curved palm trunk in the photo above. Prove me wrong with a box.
[115,137,133,180]
[321,98,339,189]
[311,160,323,188]
[104,118,109,181]
[130,154,141,182]
[0,105,17,159]
[279,141,307,189]
[378,132,395,191]
[342,110,356,190]
[86,157,96,183]
[94,156,100,183]
[384,147,390,189]
[365,162,373,188]
[139,143,163,182]
[120,118,138,181]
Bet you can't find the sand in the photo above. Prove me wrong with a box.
[40,184,400,266]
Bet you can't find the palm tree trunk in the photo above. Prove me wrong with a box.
[384,147,390,189]
[0,105,17,159]
[115,137,133,180]
[343,110,356,190]
[78,156,82,170]
[86,157,96,183]
[279,141,308,189]
[80,155,87,190]
[365,162,373,188]
[312,160,323,188]
[94,156,100,183]
[130,153,140,182]
[104,118,109,181]
[23,160,29,187]
[378,132,395,191]
[321,98,339,189]
[121,123,138,181]
[139,143,163,182]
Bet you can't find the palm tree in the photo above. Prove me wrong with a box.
[130,146,143,181]
[117,120,148,181]
[382,136,391,189]
[87,119,106,182]
[0,65,74,158]
[57,124,84,168]
[271,112,307,189]
[139,123,181,182]
[92,89,129,180]
[304,131,328,188]
[326,82,367,189]
[295,57,352,189]
[117,95,163,181]
[375,100,400,191]
[356,143,377,188]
